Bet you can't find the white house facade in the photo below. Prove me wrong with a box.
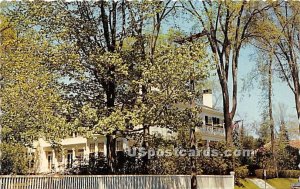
[30,90,225,174]
[149,89,225,146]
[31,135,127,174]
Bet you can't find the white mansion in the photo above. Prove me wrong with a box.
[31,90,225,174]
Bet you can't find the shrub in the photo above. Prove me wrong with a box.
[279,170,300,178]
[0,143,29,174]
[235,165,249,179]
[255,169,277,179]
[197,142,240,175]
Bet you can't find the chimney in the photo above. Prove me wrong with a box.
[203,89,213,108]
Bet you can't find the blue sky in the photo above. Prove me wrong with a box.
[235,47,297,131]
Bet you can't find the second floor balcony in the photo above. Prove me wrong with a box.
[199,124,225,136]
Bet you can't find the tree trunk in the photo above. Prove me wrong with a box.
[99,0,118,173]
[190,125,197,189]
[294,91,300,134]
[189,76,197,189]
[268,57,278,177]
[105,68,116,173]
[141,125,149,174]
[106,135,116,173]
[0,21,3,173]
[225,120,233,145]
[222,84,233,145]
[141,83,149,173]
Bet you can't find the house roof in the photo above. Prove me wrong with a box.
[201,105,223,116]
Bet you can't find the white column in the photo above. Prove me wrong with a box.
[95,141,99,153]
[122,138,127,151]
[85,142,90,160]
[52,149,58,172]
[95,140,99,158]
[212,121,214,135]
[104,137,107,157]
[72,148,76,163]
[40,147,47,173]
[61,148,65,172]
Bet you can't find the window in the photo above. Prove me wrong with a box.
[208,117,212,125]
[28,151,35,169]
[47,152,53,170]
[90,143,95,153]
[89,143,95,159]
[77,149,84,160]
[98,142,104,152]
[67,150,73,168]
[205,116,212,125]
[212,117,220,125]
[98,142,105,157]
[116,140,123,151]
[29,159,35,169]
[205,116,208,125]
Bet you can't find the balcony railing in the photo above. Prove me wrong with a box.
[199,124,225,136]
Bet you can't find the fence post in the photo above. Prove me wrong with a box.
[230,171,235,189]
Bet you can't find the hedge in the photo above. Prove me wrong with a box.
[255,169,300,178]
[255,169,277,179]
[279,170,300,178]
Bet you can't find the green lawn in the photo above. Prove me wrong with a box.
[235,179,260,189]
[267,178,298,189]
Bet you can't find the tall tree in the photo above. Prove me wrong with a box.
[255,1,300,133]
[8,2,211,176]
[179,0,271,144]
[7,1,152,173]
[0,16,69,173]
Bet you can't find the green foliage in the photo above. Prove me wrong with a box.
[5,1,299,177]
[0,143,29,174]
[0,15,70,174]
[255,169,277,179]
[256,122,271,144]
[235,166,249,179]
[0,1,212,175]
[234,166,250,187]
[148,156,192,175]
[197,142,240,175]
[0,22,69,144]
[276,146,299,171]
[255,167,300,179]
[279,170,300,178]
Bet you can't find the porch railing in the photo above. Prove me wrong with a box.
[200,125,225,136]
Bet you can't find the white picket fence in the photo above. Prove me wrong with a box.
[0,175,234,189]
